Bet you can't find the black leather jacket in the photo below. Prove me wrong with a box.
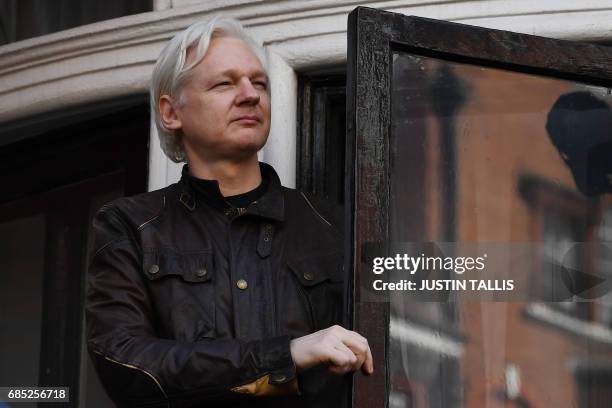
[86,162,347,408]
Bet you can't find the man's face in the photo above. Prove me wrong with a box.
[173,36,271,162]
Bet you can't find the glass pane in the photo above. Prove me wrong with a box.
[388,51,612,408]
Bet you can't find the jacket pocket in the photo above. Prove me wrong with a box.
[287,252,344,331]
[142,249,216,341]
[143,249,214,283]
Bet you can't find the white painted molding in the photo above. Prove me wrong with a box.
[262,48,298,189]
[1,0,611,188]
[148,119,167,192]
[148,117,183,190]
[153,0,172,11]
[2,0,611,124]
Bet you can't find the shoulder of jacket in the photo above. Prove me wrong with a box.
[283,187,343,234]
[96,185,173,231]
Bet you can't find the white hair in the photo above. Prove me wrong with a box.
[150,16,268,163]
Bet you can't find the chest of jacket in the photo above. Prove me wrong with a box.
[135,187,344,344]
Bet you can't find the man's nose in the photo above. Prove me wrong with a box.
[236,78,260,105]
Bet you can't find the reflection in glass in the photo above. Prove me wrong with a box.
[388,51,612,408]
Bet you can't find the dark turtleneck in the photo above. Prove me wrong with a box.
[182,164,270,210]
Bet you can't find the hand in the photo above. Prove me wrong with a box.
[290,325,374,375]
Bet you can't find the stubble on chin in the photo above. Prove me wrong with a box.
[217,130,268,159]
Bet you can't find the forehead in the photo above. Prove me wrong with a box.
[188,36,265,78]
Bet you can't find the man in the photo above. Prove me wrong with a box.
[86,16,372,408]
[546,91,612,197]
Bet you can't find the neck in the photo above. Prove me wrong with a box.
[186,154,262,197]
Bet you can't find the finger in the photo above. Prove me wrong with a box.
[339,331,373,375]
[337,332,368,366]
[324,327,372,374]
[346,331,373,375]
[324,327,358,361]
[340,341,366,371]
[337,329,368,349]
[338,342,366,371]
[333,341,359,370]
[362,342,374,375]
[326,341,357,373]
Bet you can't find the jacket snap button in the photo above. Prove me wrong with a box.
[149,264,160,275]
[236,279,248,290]
[303,272,314,281]
[196,268,207,277]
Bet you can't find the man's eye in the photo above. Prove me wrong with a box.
[254,81,268,90]
[214,81,231,88]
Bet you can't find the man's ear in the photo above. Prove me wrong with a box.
[159,95,182,131]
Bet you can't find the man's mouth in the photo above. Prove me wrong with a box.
[233,115,260,124]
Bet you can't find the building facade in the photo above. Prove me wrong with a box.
[1,1,611,407]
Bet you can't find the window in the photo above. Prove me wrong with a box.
[0,0,152,45]
[347,8,612,408]
[297,71,346,207]
[0,98,149,407]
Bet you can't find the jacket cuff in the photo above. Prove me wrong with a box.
[259,335,296,385]
[230,336,299,396]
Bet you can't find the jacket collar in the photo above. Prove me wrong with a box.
[178,161,285,222]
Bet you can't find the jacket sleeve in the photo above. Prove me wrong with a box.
[86,206,298,407]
